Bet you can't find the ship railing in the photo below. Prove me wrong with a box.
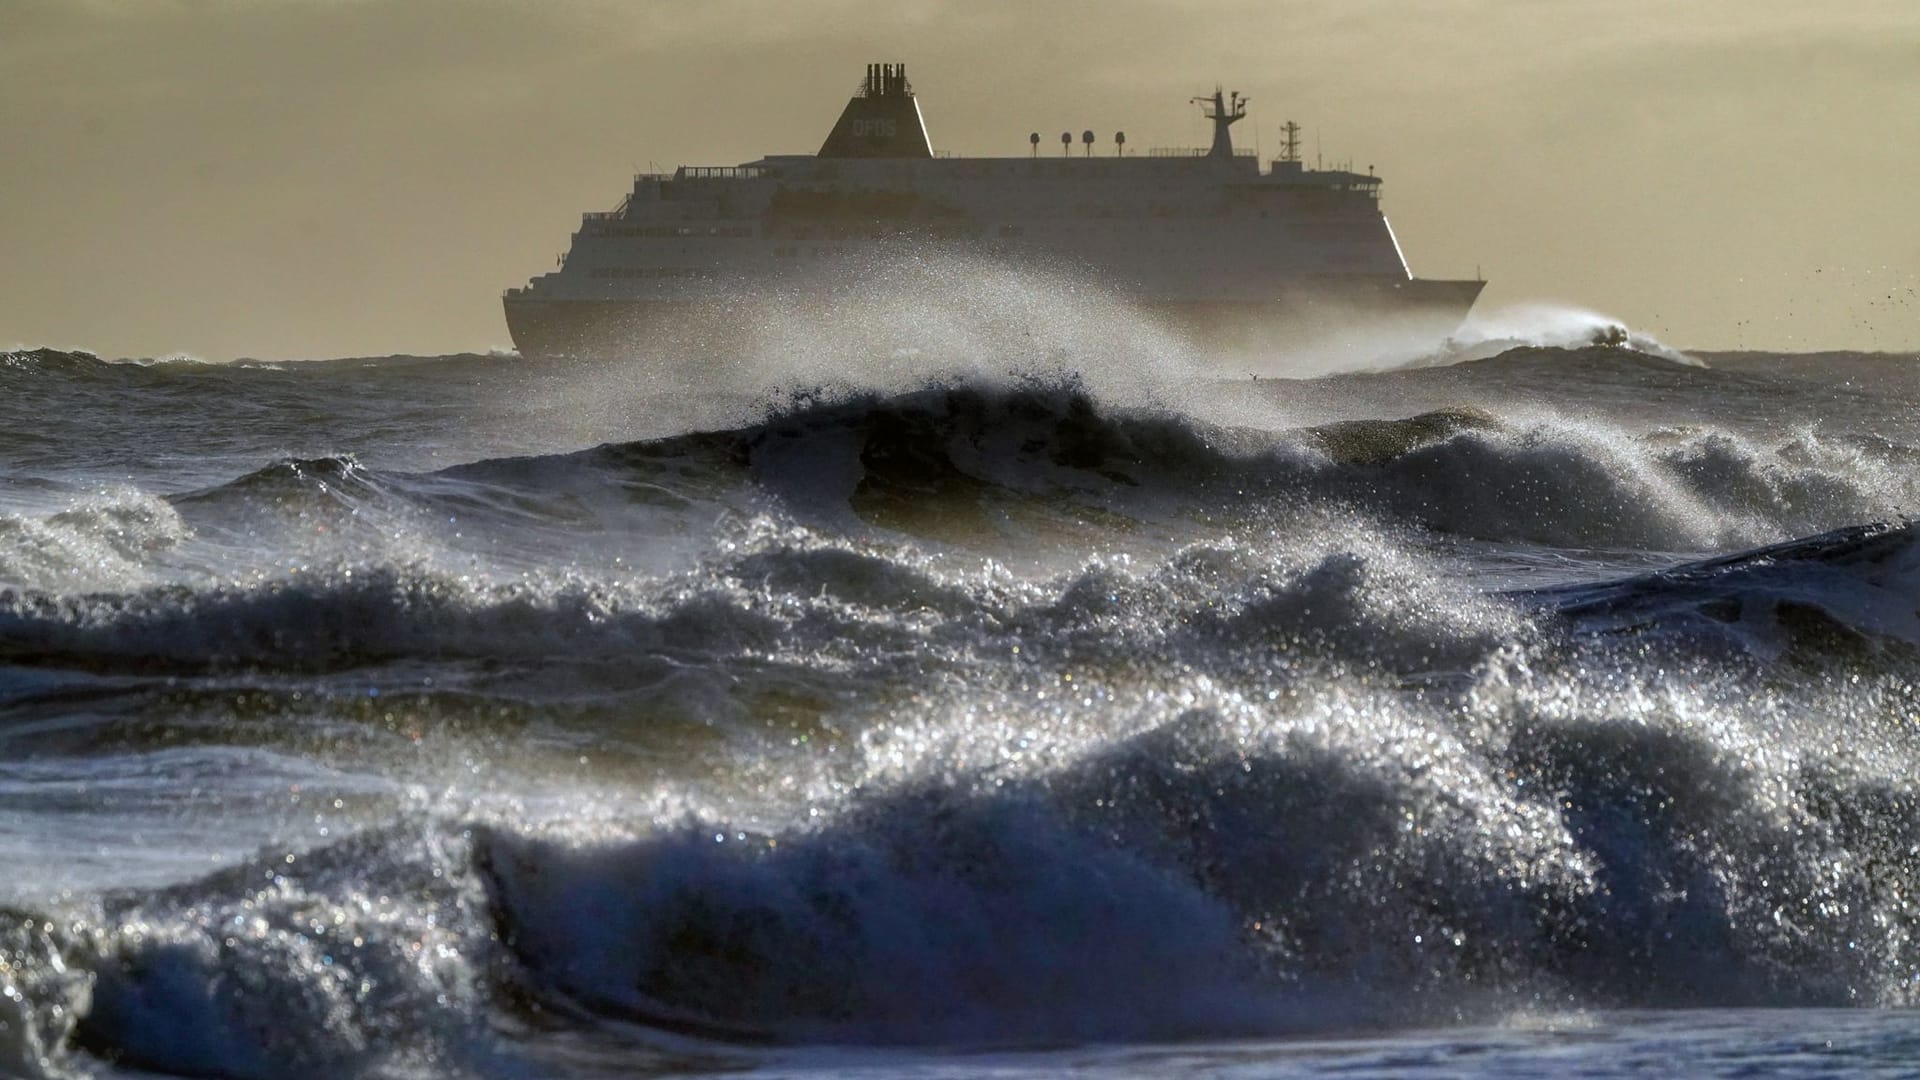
[582,194,632,222]
[1148,147,1260,158]
[673,165,769,180]
[1281,171,1385,198]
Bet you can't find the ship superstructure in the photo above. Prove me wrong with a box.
[504,63,1482,362]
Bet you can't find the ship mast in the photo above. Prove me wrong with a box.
[1192,88,1247,159]
[1278,120,1301,163]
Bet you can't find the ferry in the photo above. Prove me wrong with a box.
[504,63,1482,362]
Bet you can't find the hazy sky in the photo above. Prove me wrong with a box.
[3,0,1916,360]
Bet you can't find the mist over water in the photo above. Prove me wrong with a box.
[3,283,1920,1078]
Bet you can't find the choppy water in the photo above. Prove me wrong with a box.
[3,307,1920,1078]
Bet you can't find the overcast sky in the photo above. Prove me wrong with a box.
[2,0,1915,360]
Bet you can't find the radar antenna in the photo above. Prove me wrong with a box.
[1191,87,1247,159]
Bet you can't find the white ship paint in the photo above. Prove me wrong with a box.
[504,63,1483,364]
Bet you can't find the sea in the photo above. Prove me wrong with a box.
[3,292,1920,1078]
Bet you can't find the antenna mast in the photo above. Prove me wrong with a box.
[1191,87,1247,159]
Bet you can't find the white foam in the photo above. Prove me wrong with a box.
[1435,303,1700,367]
[0,491,191,593]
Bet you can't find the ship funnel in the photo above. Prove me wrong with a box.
[818,61,934,158]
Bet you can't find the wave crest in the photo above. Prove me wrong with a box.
[0,493,189,592]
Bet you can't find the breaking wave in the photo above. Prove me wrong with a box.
[6,351,1920,1076]
[7,596,1920,1075]
[0,494,188,593]
[1541,520,1920,662]
[477,377,1918,551]
[1419,305,1701,368]
[0,374,1913,682]
[98,372,1910,561]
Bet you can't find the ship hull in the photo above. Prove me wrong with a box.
[503,276,1485,368]
[1144,277,1486,359]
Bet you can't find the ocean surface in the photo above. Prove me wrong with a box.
[3,303,1920,1078]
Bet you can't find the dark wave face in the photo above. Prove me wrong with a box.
[2,335,1920,1078]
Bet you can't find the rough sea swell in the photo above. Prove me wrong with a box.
[2,338,1920,1077]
